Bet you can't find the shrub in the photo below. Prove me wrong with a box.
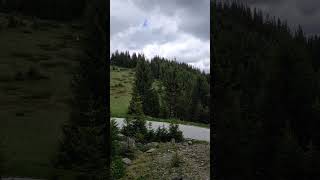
[155,125,169,142]
[168,124,183,142]
[111,119,120,157]
[145,122,155,142]
[111,157,125,179]
[121,117,148,143]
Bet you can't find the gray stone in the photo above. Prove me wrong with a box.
[146,148,156,153]
[122,158,132,165]
[127,137,136,149]
[171,138,175,144]
[147,142,159,148]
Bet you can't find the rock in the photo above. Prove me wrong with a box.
[146,148,156,153]
[127,137,136,149]
[171,138,175,144]
[147,142,159,148]
[183,142,188,146]
[188,141,192,145]
[122,158,132,165]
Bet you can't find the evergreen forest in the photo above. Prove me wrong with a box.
[213,1,320,179]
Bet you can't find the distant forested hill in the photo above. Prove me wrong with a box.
[213,0,320,179]
[110,51,210,124]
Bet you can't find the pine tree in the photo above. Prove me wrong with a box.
[110,119,125,179]
[55,0,107,178]
[128,87,144,116]
[134,58,153,115]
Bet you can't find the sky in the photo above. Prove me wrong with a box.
[110,0,210,73]
[240,0,320,36]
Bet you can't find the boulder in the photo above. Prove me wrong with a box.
[146,142,159,148]
[122,158,132,165]
[127,137,136,149]
[146,148,156,153]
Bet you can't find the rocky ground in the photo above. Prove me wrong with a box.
[120,138,210,180]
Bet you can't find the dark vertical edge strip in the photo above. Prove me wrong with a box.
[106,0,111,178]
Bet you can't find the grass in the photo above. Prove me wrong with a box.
[0,13,83,179]
[110,66,135,117]
[110,66,210,128]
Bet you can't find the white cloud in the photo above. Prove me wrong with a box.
[111,0,210,73]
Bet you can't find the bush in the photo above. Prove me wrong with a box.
[168,124,183,142]
[145,122,155,142]
[155,125,169,142]
[111,157,125,179]
[111,119,120,157]
[121,117,148,143]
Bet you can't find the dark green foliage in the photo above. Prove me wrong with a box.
[111,51,210,124]
[121,117,148,143]
[110,157,125,179]
[134,59,153,115]
[168,124,183,142]
[110,50,138,68]
[273,128,304,180]
[128,88,144,116]
[145,122,156,142]
[152,124,184,142]
[55,0,106,178]
[145,88,160,117]
[154,125,170,142]
[111,119,120,158]
[110,119,125,179]
[213,0,320,179]
[121,117,183,143]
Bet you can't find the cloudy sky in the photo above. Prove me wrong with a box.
[241,0,320,35]
[110,0,210,73]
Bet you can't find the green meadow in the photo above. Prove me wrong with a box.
[110,66,135,117]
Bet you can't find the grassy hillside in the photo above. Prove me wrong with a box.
[110,66,210,128]
[110,66,135,117]
[0,13,84,179]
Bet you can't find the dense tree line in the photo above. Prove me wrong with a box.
[213,1,320,179]
[0,0,86,20]
[111,51,210,124]
[110,50,140,68]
